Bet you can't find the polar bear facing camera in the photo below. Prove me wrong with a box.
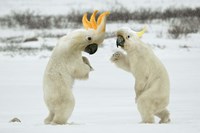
[43,10,110,125]
[110,26,170,123]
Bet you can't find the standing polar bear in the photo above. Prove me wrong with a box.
[111,27,170,123]
[43,10,110,125]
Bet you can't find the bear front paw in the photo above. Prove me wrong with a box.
[82,56,94,71]
[110,51,123,62]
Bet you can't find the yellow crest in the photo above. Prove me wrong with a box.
[82,10,110,32]
[136,25,147,38]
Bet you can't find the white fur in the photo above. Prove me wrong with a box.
[111,27,170,123]
[43,29,96,125]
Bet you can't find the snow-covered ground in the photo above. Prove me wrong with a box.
[0,46,200,133]
[0,0,200,132]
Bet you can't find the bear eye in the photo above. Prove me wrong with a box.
[87,37,92,41]
[127,35,130,39]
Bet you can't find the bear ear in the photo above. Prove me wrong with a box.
[136,25,147,38]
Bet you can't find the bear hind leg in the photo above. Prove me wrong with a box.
[137,99,155,123]
[51,101,75,125]
[140,114,155,124]
[44,111,54,124]
[51,112,68,125]
[155,109,170,124]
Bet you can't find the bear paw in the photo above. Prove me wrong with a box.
[82,56,94,71]
[110,51,123,62]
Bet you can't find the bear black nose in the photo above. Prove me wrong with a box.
[84,43,98,55]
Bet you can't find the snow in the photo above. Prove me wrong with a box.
[1,0,200,132]
[0,0,200,16]
[1,45,200,133]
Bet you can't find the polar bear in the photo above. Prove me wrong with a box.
[43,10,109,125]
[110,27,170,124]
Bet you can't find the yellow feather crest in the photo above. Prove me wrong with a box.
[136,25,147,38]
[82,10,110,31]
